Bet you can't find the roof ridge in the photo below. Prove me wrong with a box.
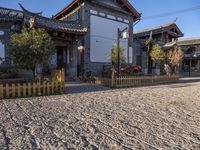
[178,37,200,41]
[134,20,177,34]
[19,4,84,29]
[0,6,22,13]
[53,0,140,20]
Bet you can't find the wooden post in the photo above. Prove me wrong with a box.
[17,83,21,98]
[61,68,65,93]
[51,82,54,94]
[59,70,62,81]
[47,82,50,95]
[11,84,15,98]
[43,82,46,95]
[23,83,26,97]
[111,67,115,88]
[28,83,31,97]
[6,84,9,98]
[0,84,3,99]
[55,81,58,94]
[33,83,36,96]
[61,68,65,83]
[37,82,41,96]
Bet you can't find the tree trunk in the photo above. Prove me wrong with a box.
[174,65,177,75]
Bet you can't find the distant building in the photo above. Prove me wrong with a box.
[178,38,200,72]
[133,21,184,74]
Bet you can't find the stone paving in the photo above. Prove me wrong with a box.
[0,80,200,150]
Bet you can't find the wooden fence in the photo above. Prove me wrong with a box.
[51,68,65,82]
[0,81,64,99]
[94,75,179,88]
[0,68,65,99]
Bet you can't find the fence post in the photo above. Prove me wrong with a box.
[60,68,65,93]
[55,81,58,94]
[23,83,26,97]
[12,84,15,98]
[111,68,115,88]
[37,82,41,96]
[43,82,46,95]
[47,82,50,95]
[28,83,31,97]
[0,84,3,99]
[33,83,36,96]
[51,82,54,94]
[17,83,21,98]
[6,84,9,98]
[61,68,65,82]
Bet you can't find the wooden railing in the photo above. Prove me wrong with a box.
[94,75,179,88]
[0,81,64,99]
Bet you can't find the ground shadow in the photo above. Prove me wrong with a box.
[177,78,200,84]
[151,77,200,89]
[65,77,200,94]
[65,81,111,94]
[167,78,200,88]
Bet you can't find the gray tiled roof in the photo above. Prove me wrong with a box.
[134,20,183,38]
[135,21,176,34]
[0,7,23,21]
[0,6,87,34]
[178,38,200,46]
[21,5,87,34]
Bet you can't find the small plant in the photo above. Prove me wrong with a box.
[107,44,126,68]
[117,65,141,77]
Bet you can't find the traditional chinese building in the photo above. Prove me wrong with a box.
[133,21,184,74]
[0,0,140,79]
[0,5,87,79]
[53,0,140,77]
[178,38,200,72]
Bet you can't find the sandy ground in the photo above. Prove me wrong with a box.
[0,80,200,150]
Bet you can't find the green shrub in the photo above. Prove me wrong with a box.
[0,67,19,79]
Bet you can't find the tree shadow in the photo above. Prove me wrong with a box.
[178,78,200,84]
[65,77,200,94]
[151,77,200,89]
[65,81,111,94]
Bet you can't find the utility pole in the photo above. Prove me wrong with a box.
[189,52,197,77]
[189,57,191,77]
[117,27,129,77]
[117,28,120,76]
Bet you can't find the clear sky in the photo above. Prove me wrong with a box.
[0,0,200,38]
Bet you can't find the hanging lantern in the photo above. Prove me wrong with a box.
[78,46,85,53]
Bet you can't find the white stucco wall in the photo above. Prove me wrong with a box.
[90,15,131,63]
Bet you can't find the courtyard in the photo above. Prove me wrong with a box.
[0,79,200,150]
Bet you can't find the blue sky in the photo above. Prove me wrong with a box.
[0,0,200,38]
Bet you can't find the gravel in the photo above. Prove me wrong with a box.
[0,81,200,150]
